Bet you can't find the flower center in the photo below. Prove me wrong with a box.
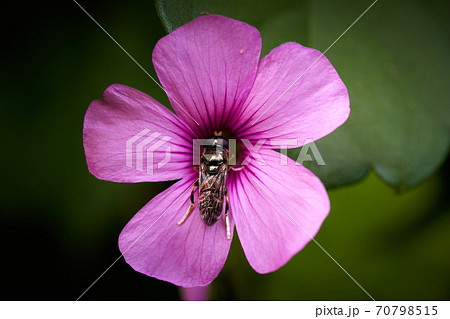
[206,128,243,168]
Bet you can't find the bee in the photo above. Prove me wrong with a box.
[178,133,240,240]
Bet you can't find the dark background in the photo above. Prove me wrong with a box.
[1,0,449,300]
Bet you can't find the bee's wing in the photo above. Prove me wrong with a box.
[199,163,228,225]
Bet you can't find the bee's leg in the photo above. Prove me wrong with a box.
[228,153,244,172]
[225,188,231,240]
[214,130,223,136]
[177,180,199,226]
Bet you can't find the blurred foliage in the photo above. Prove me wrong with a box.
[216,170,450,300]
[156,0,450,189]
[0,0,449,300]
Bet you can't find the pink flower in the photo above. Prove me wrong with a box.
[83,15,349,287]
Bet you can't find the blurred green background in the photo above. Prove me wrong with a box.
[0,0,449,300]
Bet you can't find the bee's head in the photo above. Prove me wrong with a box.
[206,136,229,150]
[201,136,229,174]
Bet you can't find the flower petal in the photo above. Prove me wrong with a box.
[179,286,210,301]
[153,15,261,137]
[232,42,350,148]
[228,149,329,273]
[119,175,234,287]
[83,84,195,183]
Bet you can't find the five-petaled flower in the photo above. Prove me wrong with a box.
[83,15,349,287]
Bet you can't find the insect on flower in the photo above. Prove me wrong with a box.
[178,133,242,240]
[83,14,350,287]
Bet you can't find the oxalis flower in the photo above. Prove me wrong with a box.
[83,15,349,287]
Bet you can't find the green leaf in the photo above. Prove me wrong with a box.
[155,0,450,189]
[154,0,310,51]
[304,0,450,189]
